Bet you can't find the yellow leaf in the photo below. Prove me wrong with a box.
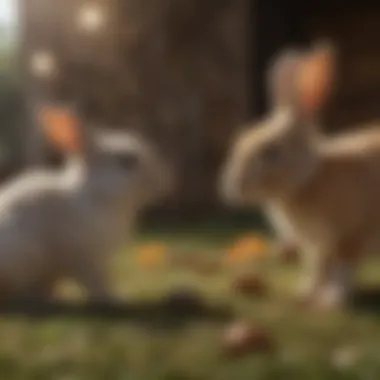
[136,242,167,267]
[225,234,269,263]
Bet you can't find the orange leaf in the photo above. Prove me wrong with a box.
[136,242,167,267]
[225,234,269,264]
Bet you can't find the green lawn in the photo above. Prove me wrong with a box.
[0,226,380,380]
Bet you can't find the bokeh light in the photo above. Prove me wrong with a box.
[76,3,106,33]
[29,50,56,78]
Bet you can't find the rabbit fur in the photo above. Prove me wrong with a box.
[0,104,174,300]
[220,42,380,309]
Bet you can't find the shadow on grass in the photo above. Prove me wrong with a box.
[349,286,380,314]
[0,290,234,329]
[140,208,271,242]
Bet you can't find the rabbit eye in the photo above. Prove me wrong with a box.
[115,153,139,170]
[261,144,281,162]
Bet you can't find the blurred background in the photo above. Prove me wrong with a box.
[1,0,380,225]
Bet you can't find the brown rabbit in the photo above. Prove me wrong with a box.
[264,201,300,263]
[220,41,380,309]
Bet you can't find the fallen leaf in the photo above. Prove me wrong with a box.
[136,242,167,267]
[224,234,269,264]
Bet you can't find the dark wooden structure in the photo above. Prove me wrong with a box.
[20,0,380,217]
[253,1,380,130]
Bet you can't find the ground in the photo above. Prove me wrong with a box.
[0,224,380,380]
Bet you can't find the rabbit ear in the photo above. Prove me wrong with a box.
[38,103,86,154]
[295,41,336,119]
[267,49,302,109]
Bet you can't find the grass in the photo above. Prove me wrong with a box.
[1,225,380,379]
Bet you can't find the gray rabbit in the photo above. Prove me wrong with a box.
[0,104,174,300]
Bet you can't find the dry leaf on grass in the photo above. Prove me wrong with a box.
[232,273,268,298]
[221,320,275,357]
[224,234,269,264]
[136,242,168,267]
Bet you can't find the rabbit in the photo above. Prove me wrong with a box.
[0,103,174,301]
[264,201,300,262]
[219,41,380,310]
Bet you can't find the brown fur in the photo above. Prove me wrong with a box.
[220,42,380,309]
